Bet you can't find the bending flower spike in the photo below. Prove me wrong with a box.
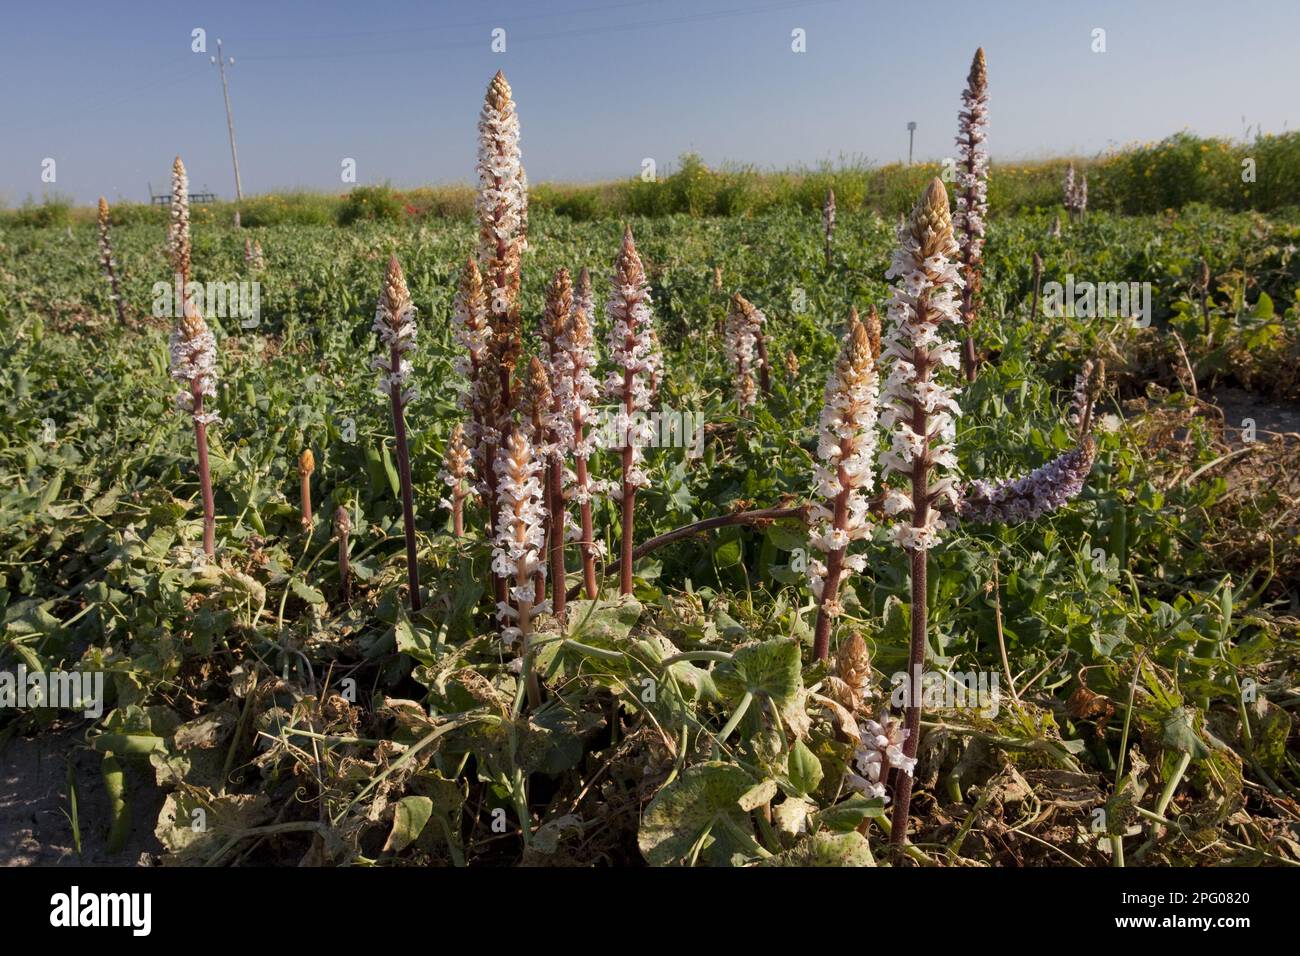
[958,438,1096,525]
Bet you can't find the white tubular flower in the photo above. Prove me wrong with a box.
[1064,163,1076,211]
[372,255,418,406]
[605,225,661,494]
[807,316,878,616]
[492,428,549,644]
[564,267,603,471]
[169,301,220,425]
[725,293,760,410]
[879,178,965,552]
[169,156,190,286]
[453,255,492,382]
[846,712,916,802]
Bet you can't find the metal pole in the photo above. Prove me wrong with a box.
[907,122,916,166]
[213,40,243,202]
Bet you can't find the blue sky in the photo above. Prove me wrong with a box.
[3,0,1297,205]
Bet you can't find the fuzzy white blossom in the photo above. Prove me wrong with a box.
[169,303,220,425]
[953,47,988,332]
[879,179,965,552]
[846,713,916,802]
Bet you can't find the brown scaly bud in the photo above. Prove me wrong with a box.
[298,448,315,477]
[911,177,955,256]
[712,264,724,292]
[97,197,110,230]
[543,268,573,348]
[968,46,987,91]
[834,632,873,710]
[1033,251,1043,273]
[864,305,882,361]
[784,349,799,379]
[524,355,552,448]
[486,69,511,112]
[1199,258,1211,290]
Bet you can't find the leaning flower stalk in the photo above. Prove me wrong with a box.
[879,178,965,847]
[373,255,422,612]
[606,225,661,595]
[954,48,989,382]
[96,197,127,324]
[809,315,879,661]
[169,299,220,557]
[335,506,353,605]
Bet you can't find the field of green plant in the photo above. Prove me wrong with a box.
[3,160,1300,865]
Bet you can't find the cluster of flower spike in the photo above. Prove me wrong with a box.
[243,238,265,270]
[847,712,916,803]
[169,302,219,425]
[879,179,965,551]
[491,428,549,644]
[724,293,762,410]
[605,226,661,493]
[953,48,989,318]
[807,317,879,614]
[372,256,418,406]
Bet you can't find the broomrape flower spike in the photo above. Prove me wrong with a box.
[169,156,191,292]
[725,294,760,410]
[373,255,422,613]
[96,197,126,324]
[169,299,219,556]
[542,269,575,616]
[809,315,879,662]
[564,266,604,598]
[606,224,662,595]
[477,71,527,411]
[879,178,964,848]
[954,47,989,382]
[492,428,548,708]
[439,423,471,539]
[452,255,496,516]
[959,438,1096,525]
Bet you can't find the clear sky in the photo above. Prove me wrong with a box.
[3,0,1297,205]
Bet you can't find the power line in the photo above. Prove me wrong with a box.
[238,0,849,63]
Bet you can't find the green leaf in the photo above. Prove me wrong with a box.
[384,795,434,853]
[290,578,325,605]
[1160,707,1209,758]
[812,793,887,832]
[763,830,874,866]
[788,738,823,795]
[714,638,801,707]
[639,762,761,867]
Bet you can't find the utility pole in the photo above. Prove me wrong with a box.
[211,39,243,203]
[907,122,917,166]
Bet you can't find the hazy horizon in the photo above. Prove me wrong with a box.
[4,0,1297,206]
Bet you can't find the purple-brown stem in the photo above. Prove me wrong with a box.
[389,359,422,613]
